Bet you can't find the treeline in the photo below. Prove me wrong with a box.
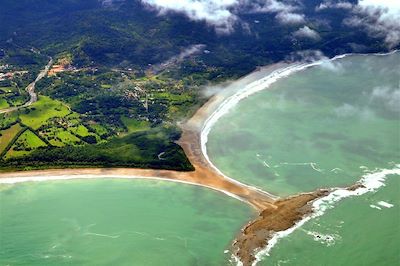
[0,126,194,171]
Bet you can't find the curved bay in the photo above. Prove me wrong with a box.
[0,179,254,265]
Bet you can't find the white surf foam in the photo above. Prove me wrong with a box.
[377,201,394,208]
[305,230,340,246]
[199,52,376,200]
[200,62,325,199]
[200,51,399,199]
[370,204,382,210]
[250,165,400,265]
[200,51,398,266]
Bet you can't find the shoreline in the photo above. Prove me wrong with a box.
[199,50,400,196]
[242,165,400,266]
[0,63,288,211]
[1,51,398,266]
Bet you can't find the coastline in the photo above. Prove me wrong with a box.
[240,165,400,266]
[1,51,398,266]
[0,63,288,211]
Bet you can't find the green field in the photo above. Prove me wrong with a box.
[0,123,24,154]
[43,127,81,147]
[68,124,90,137]
[88,123,108,136]
[121,116,150,133]
[5,129,47,158]
[0,112,19,129]
[0,98,9,109]
[0,87,13,93]
[19,96,70,129]
[56,130,81,145]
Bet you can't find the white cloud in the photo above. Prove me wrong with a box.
[151,44,206,73]
[334,103,358,117]
[319,59,343,72]
[316,1,353,11]
[370,86,400,113]
[141,0,305,33]
[244,0,296,13]
[293,26,320,40]
[358,0,400,13]
[344,0,400,48]
[244,0,305,26]
[287,49,326,62]
[141,0,238,33]
[100,0,125,7]
[287,50,343,73]
[334,103,375,120]
[276,12,305,25]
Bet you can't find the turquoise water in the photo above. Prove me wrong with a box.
[0,179,254,265]
[207,52,400,265]
[1,53,399,266]
[208,53,400,196]
[261,175,400,266]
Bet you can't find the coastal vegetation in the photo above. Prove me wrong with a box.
[0,0,398,171]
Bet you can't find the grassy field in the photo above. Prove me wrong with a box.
[68,125,90,137]
[121,116,150,133]
[1,127,194,171]
[42,127,82,147]
[5,129,47,158]
[88,124,108,136]
[0,87,14,93]
[0,98,9,109]
[100,84,112,89]
[0,112,19,129]
[19,96,70,129]
[153,92,193,102]
[56,130,81,145]
[0,123,24,154]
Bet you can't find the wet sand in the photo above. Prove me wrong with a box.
[0,63,357,266]
[233,189,331,265]
[0,63,286,210]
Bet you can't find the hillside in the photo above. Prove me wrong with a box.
[0,0,398,170]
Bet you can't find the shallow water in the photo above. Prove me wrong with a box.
[261,175,400,266]
[207,52,400,265]
[1,53,399,266]
[0,179,254,265]
[207,52,400,196]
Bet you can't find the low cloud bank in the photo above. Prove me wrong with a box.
[293,26,320,40]
[140,0,305,33]
[325,0,400,48]
[141,0,238,33]
[138,0,399,48]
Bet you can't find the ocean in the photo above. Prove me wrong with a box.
[206,52,400,265]
[1,52,398,266]
[0,179,253,265]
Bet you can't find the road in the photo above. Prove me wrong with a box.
[0,58,53,114]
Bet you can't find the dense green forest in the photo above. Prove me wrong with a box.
[0,0,397,171]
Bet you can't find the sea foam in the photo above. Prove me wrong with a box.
[250,165,400,266]
[199,53,366,200]
[201,51,399,180]
[199,51,400,266]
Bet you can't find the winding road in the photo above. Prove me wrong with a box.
[0,58,53,114]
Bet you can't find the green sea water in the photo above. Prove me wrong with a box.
[1,53,398,266]
[0,179,254,265]
[207,52,400,196]
[207,52,400,265]
[261,175,400,266]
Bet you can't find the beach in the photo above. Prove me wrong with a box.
[1,53,398,266]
